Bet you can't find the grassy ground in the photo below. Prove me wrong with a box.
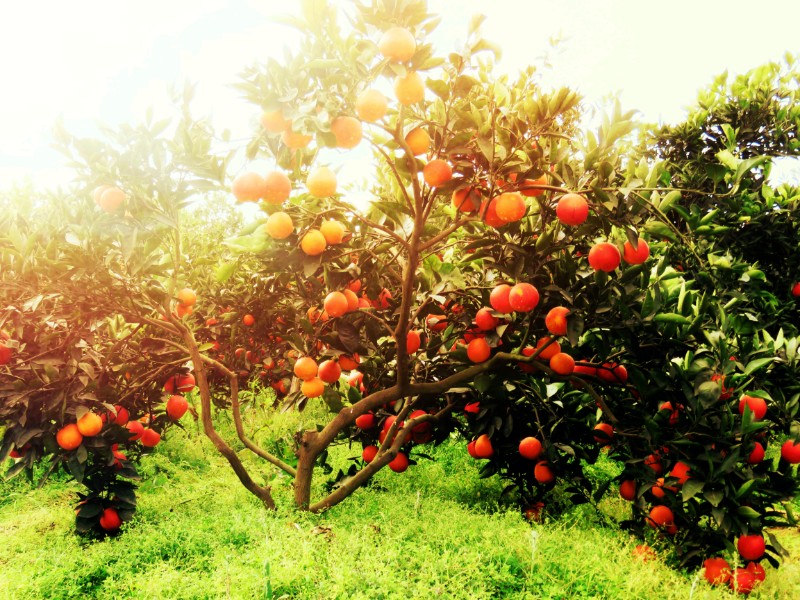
[1,405,800,599]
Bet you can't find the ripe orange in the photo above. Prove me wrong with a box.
[177,288,196,307]
[175,303,193,318]
[324,291,349,318]
[166,395,189,420]
[389,452,410,472]
[793,282,800,297]
[232,172,266,202]
[394,71,425,106]
[99,507,122,531]
[474,434,494,458]
[422,159,453,187]
[451,186,482,213]
[508,283,539,312]
[512,172,547,197]
[405,127,430,156]
[126,420,145,441]
[406,330,421,354]
[294,356,319,380]
[746,561,766,584]
[535,337,561,360]
[534,461,555,484]
[356,89,388,122]
[343,289,359,312]
[632,545,657,562]
[475,307,499,331]
[320,219,346,244]
[545,306,570,336]
[77,412,103,437]
[331,116,363,149]
[489,284,513,314]
[670,461,691,485]
[480,197,505,228]
[56,424,83,450]
[378,26,416,62]
[647,505,674,529]
[306,166,337,197]
[593,422,614,444]
[598,362,628,384]
[518,437,543,460]
[555,193,589,226]
[301,229,327,256]
[263,171,292,204]
[265,211,294,239]
[588,242,621,272]
[281,125,313,149]
[747,441,765,464]
[549,352,575,376]
[781,439,800,463]
[703,557,732,586]
[94,186,126,213]
[494,192,526,223]
[301,377,325,398]
[339,354,360,371]
[619,479,637,501]
[623,238,650,264]
[260,109,289,133]
[317,360,342,384]
[362,445,379,462]
[0,343,12,365]
[140,428,161,447]
[739,394,767,421]
[729,568,756,594]
[467,337,491,363]
[737,534,765,561]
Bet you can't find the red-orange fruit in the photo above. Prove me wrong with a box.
[545,306,570,336]
[588,242,621,272]
[474,434,494,458]
[623,238,650,264]
[508,282,539,312]
[519,437,543,460]
[467,338,491,363]
[556,193,589,226]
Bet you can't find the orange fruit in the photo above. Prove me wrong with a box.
[389,452,410,472]
[549,352,575,376]
[356,89,388,122]
[126,420,145,441]
[260,109,289,133]
[619,479,637,501]
[489,284,513,314]
[647,505,674,528]
[406,330,421,354]
[737,534,765,561]
[318,360,342,384]
[140,428,161,447]
[467,337,491,363]
[94,186,125,213]
[320,219,346,244]
[451,186,482,213]
[77,412,103,437]
[474,434,494,458]
[394,71,425,106]
[782,439,800,463]
[99,507,122,531]
[301,377,325,398]
[729,568,756,594]
[232,172,267,202]
[511,172,547,197]
[738,394,767,421]
[175,303,193,318]
[494,192,526,223]
[480,197,505,228]
[508,283,539,312]
[670,461,691,485]
[281,125,313,149]
[474,307,499,331]
[518,437,543,460]
[306,167,337,197]
[588,242,621,272]
[534,461,555,484]
[545,306,570,336]
[0,343,12,365]
[343,289,359,312]
[703,557,732,586]
[331,116,363,149]
[534,337,561,360]
[623,238,650,264]
[166,395,189,420]
[404,126,430,156]
[263,171,292,204]
[556,193,589,225]
[177,288,196,307]
[324,291,349,318]
[378,26,416,62]
[362,445,379,462]
[422,159,453,187]
[242,314,255,327]
[264,212,294,239]
[338,354,360,371]
[294,356,319,380]
[593,422,614,444]
[300,229,327,256]
[56,423,83,450]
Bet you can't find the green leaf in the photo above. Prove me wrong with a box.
[653,313,691,325]
[743,357,773,377]
[681,478,704,501]
[215,261,237,283]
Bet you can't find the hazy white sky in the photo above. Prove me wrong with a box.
[1,0,799,187]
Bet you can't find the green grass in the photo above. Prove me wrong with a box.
[2,406,800,599]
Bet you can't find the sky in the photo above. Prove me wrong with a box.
[1,0,799,189]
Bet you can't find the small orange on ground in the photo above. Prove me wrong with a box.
[549,352,575,376]
[300,377,325,398]
[555,193,589,226]
[494,192,526,223]
[320,219,346,244]
[632,545,656,562]
[423,159,453,187]
[56,424,83,450]
[306,166,337,198]
[474,434,494,458]
[232,172,266,202]
[395,71,425,105]
[389,452,410,472]
[95,186,126,213]
[404,126,431,156]
[519,437,543,460]
[378,26,416,62]
[260,109,289,133]
[467,337,491,363]
[331,116,363,149]
[619,479,637,501]
[534,461,555,484]
[77,412,104,437]
[318,360,342,384]
[588,242,621,272]
[356,89,388,122]
[534,337,561,360]
[508,282,539,312]
[294,356,319,380]
[728,568,756,595]
[300,229,327,256]
[263,170,292,204]
[264,212,294,239]
[623,238,650,264]
[545,306,570,336]
[324,291,349,318]
[451,186,482,213]
[177,288,197,307]
[281,125,313,149]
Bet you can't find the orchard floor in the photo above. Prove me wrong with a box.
[2,417,800,600]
